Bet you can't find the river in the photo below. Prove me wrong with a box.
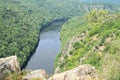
[25,20,66,74]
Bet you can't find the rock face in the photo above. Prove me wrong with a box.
[0,56,20,79]
[22,64,98,80]
[23,70,48,80]
[56,31,89,73]
[0,56,98,80]
[49,64,98,80]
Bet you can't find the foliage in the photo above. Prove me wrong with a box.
[5,71,27,80]
[57,9,120,80]
[85,9,109,26]
[1,0,120,68]
[0,0,86,67]
[1,0,120,79]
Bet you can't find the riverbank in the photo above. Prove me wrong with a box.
[22,18,68,73]
[55,11,120,80]
[0,56,98,80]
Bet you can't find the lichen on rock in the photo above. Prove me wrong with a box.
[0,56,20,79]
[49,64,98,80]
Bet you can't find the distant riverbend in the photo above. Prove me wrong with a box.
[25,19,67,74]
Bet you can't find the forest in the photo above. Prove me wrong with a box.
[0,0,85,67]
[0,0,120,70]
[0,0,120,80]
[56,9,120,80]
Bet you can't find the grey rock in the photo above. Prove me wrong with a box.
[49,64,98,80]
[0,56,20,79]
[22,70,48,80]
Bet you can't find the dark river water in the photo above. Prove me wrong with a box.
[25,20,66,74]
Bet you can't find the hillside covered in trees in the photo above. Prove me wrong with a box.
[1,0,120,68]
[0,0,85,67]
[0,0,120,80]
[56,9,120,80]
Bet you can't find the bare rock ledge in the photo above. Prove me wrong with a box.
[23,64,98,80]
[0,56,20,79]
[23,70,48,80]
[48,64,98,80]
[0,56,99,80]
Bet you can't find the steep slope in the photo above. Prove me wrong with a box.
[0,0,85,67]
[81,0,120,4]
[56,10,120,80]
[0,56,98,80]
[1,0,120,68]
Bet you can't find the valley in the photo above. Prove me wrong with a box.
[0,0,120,80]
[25,20,66,74]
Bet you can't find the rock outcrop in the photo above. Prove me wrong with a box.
[23,70,48,80]
[22,64,98,80]
[0,56,98,80]
[0,56,20,79]
[49,64,98,80]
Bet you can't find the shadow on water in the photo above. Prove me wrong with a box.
[22,18,68,74]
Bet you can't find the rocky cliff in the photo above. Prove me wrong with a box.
[0,56,20,79]
[48,64,98,80]
[0,56,99,80]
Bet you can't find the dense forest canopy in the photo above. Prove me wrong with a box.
[81,0,120,4]
[0,0,85,67]
[57,9,120,79]
[0,0,120,79]
[0,0,120,68]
